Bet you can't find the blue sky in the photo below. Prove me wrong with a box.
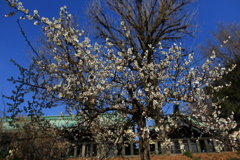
[0,0,240,116]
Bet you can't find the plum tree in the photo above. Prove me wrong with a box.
[3,0,240,159]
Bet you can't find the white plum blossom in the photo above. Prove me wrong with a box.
[161,138,173,149]
[4,0,240,155]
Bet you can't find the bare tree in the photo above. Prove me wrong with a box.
[200,22,240,65]
[87,0,196,52]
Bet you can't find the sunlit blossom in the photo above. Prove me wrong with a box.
[4,0,240,154]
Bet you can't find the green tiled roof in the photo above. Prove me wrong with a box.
[44,115,78,128]
[0,114,124,133]
[0,116,79,132]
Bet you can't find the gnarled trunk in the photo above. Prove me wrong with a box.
[137,119,150,160]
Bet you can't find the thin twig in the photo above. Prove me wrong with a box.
[17,19,41,59]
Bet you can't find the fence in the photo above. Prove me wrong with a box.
[67,137,232,158]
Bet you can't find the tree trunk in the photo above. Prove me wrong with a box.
[138,119,150,160]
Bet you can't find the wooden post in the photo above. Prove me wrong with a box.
[90,144,93,157]
[82,143,86,157]
[97,144,100,158]
[196,140,201,153]
[212,139,217,152]
[204,139,209,152]
[65,148,69,157]
[130,143,134,155]
[171,143,176,154]
[160,143,165,154]
[187,139,192,153]
[74,146,77,157]
[155,142,159,155]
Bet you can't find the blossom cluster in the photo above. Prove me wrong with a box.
[161,138,173,149]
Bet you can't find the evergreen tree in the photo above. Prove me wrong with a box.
[200,22,240,124]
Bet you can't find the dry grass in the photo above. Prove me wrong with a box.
[67,152,240,160]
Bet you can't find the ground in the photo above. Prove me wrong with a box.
[67,152,240,160]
